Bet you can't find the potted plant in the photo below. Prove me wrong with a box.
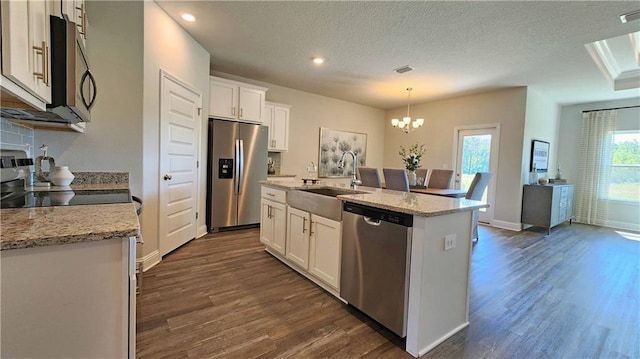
[399,143,426,185]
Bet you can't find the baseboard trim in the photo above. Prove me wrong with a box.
[415,322,470,357]
[491,220,522,231]
[138,250,161,272]
[600,220,640,232]
[197,225,208,239]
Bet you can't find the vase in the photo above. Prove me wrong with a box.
[50,166,75,186]
[408,170,417,186]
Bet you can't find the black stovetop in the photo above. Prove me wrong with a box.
[1,189,132,209]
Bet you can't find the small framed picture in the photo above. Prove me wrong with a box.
[530,140,550,172]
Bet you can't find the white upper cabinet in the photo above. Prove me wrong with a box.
[1,0,52,107]
[263,101,290,152]
[209,76,267,124]
[51,0,87,44]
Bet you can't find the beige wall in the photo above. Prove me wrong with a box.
[210,71,386,182]
[142,1,210,261]
[383,87,528,229]
[558,97,640,231]
[35,1,144,197]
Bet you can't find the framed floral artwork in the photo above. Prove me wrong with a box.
[318,128,367,178]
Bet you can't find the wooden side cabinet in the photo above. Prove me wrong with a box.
[521,184,574,235]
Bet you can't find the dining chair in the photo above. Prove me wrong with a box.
[465,172,493,243]
[383,168,410,192]
[415,168,428,186]
[427,169,454,189]
[357,167,382,188]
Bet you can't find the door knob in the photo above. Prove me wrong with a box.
[163,174,172,180]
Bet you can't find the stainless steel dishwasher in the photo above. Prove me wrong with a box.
[340,201,413,337]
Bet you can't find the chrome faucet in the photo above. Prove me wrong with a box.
[338,151,362,188]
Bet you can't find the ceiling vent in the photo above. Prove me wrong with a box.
[394,65,414,74]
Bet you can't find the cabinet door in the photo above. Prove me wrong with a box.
[29,0,51,102]
[210,80,238,119]
[1,0,51,103]
[259,199,274,248]
[286,206,310,269]
[271,106,289,151]
[270,201,287,255]
[309,215,342,289]
[263,103,276,150]
[238,87,265,123]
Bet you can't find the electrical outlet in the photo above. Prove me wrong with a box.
[444,234,456,251]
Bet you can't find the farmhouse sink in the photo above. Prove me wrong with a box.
[288,187,367,221]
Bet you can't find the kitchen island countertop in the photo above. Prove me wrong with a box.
[261,180,488,217]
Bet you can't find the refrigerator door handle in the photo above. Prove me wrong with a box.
[237,139,245,195]
[234,139,241,194]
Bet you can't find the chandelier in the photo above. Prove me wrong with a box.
[391,87,424,134]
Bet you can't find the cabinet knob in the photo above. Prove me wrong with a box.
[163,174,172,180]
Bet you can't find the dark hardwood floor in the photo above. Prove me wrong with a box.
[137,223,640,359]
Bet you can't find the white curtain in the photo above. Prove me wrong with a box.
[574,110,617,225]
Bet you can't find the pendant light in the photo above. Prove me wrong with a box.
[391,87,424,134]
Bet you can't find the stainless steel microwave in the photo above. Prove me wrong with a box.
[49,15,95,123]
[0,16,95,126]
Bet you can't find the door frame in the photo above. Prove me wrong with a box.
[452,123,501,224]
[158,69,203,256]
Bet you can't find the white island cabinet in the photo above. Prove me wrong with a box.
[286,206,342,290]
[260,180,489,358]
[260,186,287,255]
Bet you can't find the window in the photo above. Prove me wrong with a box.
[608,131,640,202]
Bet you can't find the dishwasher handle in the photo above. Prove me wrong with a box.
[363,216,381,226]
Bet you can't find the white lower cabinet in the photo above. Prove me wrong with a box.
[286,206,310,269]
[286,205,342,290]
[260,198,286,255]
[309,215,342,289]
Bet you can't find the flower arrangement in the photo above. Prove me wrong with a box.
[399,143,426,171]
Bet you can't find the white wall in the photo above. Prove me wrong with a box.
[383,87,528,229]
[522,88,560,183]
[142,1,210,262]
[35,1,144,197]
[211,71,386,182]
[557,97,640,231]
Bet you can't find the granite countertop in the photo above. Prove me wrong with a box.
[261,180,488,217]
[1,203,140,251]
[267,174,296,178]
[1,181,139,251]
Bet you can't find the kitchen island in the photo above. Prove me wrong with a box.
[0,182,140,359]
[260,180,488,357]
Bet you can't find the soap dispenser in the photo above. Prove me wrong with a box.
[34,144,56,183]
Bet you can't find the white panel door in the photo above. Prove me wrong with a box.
[159,71,201,256]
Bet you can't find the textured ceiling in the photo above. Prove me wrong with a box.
[155,1,640,109]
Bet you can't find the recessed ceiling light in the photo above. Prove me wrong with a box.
[312,57,325,65]
[620,9,640,23]
[181,12,196,22]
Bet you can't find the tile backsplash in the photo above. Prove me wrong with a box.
[0,118,34,157]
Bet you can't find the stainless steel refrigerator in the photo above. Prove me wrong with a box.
[207,119,268,231]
